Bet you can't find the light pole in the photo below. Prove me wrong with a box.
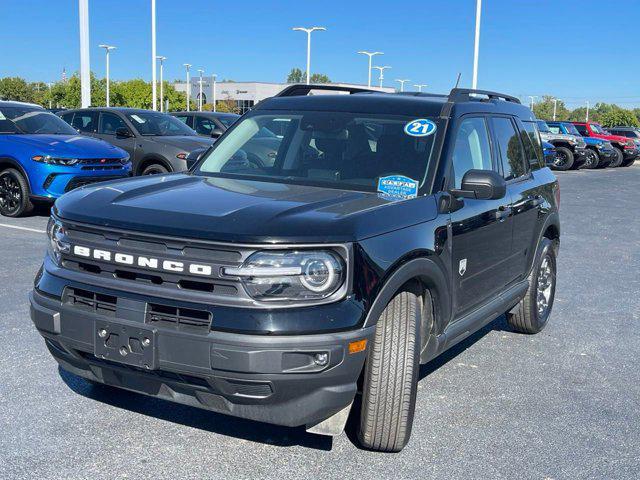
[78,0,91,108]
[47,82,53,109]
[373,66,391,88]
[99,44,116,107]
[553,98,558,121]
[395,79,410,92]
[197,69,204,111]
[183,63,191,111]
[472,0,482,89]
[528,96,537,110]
[292,26,326,85]
[156,56,166,112]
[357,51,383,88]
[414,84,428,92]
[211,74,217,112]
[151,0,157,110]
[586,101,590,122]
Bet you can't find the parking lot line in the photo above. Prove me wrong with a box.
[0,223,45,234]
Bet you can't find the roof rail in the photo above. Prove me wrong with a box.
[274,84,378,97]
[448,88,521,104]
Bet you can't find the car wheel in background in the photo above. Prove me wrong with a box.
[620,157,637,167]
[551,147,574,171]
[0,168,33,217]
[581,150,599,169]
[609,147,624,167]
[141,164,169,176]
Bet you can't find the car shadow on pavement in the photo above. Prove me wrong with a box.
[57,366,333,451]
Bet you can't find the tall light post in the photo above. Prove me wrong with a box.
[373,66,391,88]
[47,82,53,109]
[553,98,559,121]
[183,63,192,111]
[211,74,217,112]
[99,44,116,107]
[357,51,383,88]
[156,55,166,112]
[292,26,326,85]
[586,101,590,122]
[197,69,204,111]
[472,0,482,89]
[151,0,157,110]
[414,84,428,92]
[395,79,410,92]
[528,96,537,110]
[78,0,91,108]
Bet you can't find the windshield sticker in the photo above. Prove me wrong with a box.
[377,175,419,200]
[130,114,146,123]
[404,118,436,137]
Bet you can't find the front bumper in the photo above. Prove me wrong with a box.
[30,288,374,430]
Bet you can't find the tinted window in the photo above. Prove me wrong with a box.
[126,111,196,136]
[562,123,581,136]
[60,112,74,124]
[194,116,217,135]
[217,115,239,128]
[492,117,526,180]
[520,121,543,170]
[573,124,588,135]
[0,107,78,135]
[536,120,551,133]
[174,115,190,125]
[451,117,493,188]
[72,112,97,133]
[99,112,128,135]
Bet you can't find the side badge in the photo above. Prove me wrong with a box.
[459,259,467,276]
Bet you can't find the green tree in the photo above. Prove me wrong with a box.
[287,68,304,83]
[532,95,569,121]
[600,107,639,127]
[567,107,589,122]
[0,77,34,102]
[310,73,331,84]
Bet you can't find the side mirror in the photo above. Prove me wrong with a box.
[186,147,207,169]
[115,127,132,138]
[452,169,506,200]
[211,128,224,139]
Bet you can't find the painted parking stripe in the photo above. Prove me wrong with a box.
[0,223,45,234]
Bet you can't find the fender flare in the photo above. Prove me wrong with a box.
[527,212,560,275]
[362,256,451,335]
[0,156,32,190]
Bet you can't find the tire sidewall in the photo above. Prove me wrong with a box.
[610,147,624,167]
[141,164,169,176]
[529,239,557,331]
[0,169,29,217]
[552,147,574,171]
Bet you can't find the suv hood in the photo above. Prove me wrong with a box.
[149,135,215,151]
[54,173,438,243]
[540,131,585,147]
[8,134,126,158]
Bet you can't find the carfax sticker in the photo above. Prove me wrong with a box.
[404,118,437,137]
[377,175,419,200]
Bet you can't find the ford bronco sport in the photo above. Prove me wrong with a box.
[30,85,560,452]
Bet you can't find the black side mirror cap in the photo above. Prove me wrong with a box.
[452,169,506,200]
[115,127,132,138]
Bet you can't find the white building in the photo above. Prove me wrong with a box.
[173,79,395,114]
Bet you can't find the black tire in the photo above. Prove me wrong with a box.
[581,149,599,169]
[0,168,33,217]
[609,147,624,168]
[551,147,574,171]
[507,238,557,334]
[620,157,637,167]
[141,163,169,176]
[358,290,421,452]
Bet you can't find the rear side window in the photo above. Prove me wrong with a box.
[60,112,74,125]
[491,117,526,180]
[520,121,543,170]
[174,115,191,126]
[573,124,588,135]
[72,112,97,133]
[451,117,493,188]
[194,116,217,135]
[99,112,128,135]
[547,125,560,134]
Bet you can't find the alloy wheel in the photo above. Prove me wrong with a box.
[0,174,22,215]
[553,151,569,168]
[536,256,554,317]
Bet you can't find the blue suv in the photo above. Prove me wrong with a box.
[0,101,131,217]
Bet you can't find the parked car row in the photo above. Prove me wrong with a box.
[537,119,638,170]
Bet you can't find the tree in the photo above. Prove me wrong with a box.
[287,68,304,83]
[600,107,639,128]
[203,96,238,114]
[310,73,330,84]
[532,95,569,121]
[0,77,34,102]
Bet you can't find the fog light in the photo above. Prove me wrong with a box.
[314,352,329,366]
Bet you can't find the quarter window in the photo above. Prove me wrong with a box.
[451,117,493,189]
[491,117,526,180]
[71,112,97,133]
[99,112,128,135]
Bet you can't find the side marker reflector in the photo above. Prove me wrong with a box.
[348,339,367,354]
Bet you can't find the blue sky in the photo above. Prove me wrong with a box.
[2,0,640,108]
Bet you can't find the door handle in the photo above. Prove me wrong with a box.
[495,206,512,221]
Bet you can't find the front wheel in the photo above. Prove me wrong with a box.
[620,156,637,167]
[581,149,599,169]
[609,147,624,167]
[0,168,33,217]
[141,164,169,176]
[551,147,574,171]
[507,238,557,334]
[357,290,421,452]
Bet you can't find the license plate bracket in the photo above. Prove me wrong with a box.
[94,319,158,370]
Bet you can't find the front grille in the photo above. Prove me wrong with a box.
[81,165,124,171]
[64,175,127,192]
[64,287,117,316]
[146,303,212,332]
[77,158,122,165]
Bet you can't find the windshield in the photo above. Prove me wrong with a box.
[562,123,581,136]
[217,115,239,128]
[0,107,78,135]
[590,123,607,134]
[195,110,439,193]
[536,120,551,133]
[125,111,197,136]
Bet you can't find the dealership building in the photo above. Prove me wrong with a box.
[173,79,395,113]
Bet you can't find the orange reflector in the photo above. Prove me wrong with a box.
[348,339,367,354]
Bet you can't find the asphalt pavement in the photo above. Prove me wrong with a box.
[1,165,639,480]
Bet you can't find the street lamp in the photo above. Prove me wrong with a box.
[78,0,90,108]
[472,0,482,89]
[156,55,166,112]
[529,95,537,110]
[211,74,217,112]
[197,69,204,111]
[183,63,192,111]
[372,66,391,88]
[292,26,326,85]
[47,82,53,109]
[395,79,410,92]
[151,0,157,110]
[99,44,116,107]
[357,51,383,88]
[413,84,428,92]
[586,101,590,122]
[552,98,559,121]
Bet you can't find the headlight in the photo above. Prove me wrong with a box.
[46,217,70,265]
[596,143,604,149]
[223,250,345,302]
[32,155,79,166]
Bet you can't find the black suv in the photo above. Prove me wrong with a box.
[171,111,240,138]
[59,108,214,175]
[31,85,560,452]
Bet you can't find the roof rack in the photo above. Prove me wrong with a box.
[448,88,521,104]
[275,84,378,97]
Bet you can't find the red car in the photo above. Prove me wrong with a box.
[571,121,637,167]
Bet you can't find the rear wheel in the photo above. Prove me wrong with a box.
[357,290,421,452]
[609,147,624,167]
[581,149,599,169]
[141,163,169,176]
[0,168,33,217]
[620,156,637,167]
[551,147,574,171]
